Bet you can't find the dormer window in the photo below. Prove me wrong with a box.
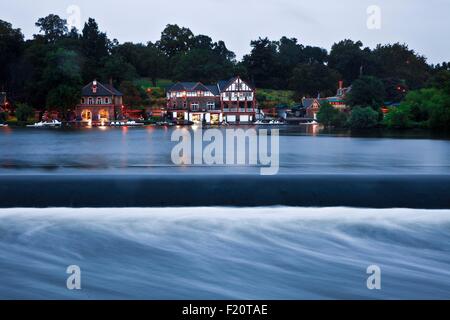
[92,80,98,94]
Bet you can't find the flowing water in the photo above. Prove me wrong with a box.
[1,127,450,299]
[0,207,450,299]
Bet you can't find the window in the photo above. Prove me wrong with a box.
[88,97,94,105]
[81,98,85,104]
[207,102,215,110]
[183,102,187,108]
[104,97,110,104]
[97,97,102,104]
[191,103,199,111]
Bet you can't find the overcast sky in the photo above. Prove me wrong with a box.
[1,0,449,64]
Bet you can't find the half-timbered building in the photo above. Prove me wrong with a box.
[166,76,257,124]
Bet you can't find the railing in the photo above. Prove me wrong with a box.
[223,108,255,113]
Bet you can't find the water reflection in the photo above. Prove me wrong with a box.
[0,126,449,175]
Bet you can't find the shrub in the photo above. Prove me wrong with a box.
[317,102,348,127]
[348,106,379,129]
[15,103,34,122]
[383,108,412,129]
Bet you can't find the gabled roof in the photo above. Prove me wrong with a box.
[217,76,255,93]
[217,77,236,92]
[302,98,325,108]
[81,81,123,97]
[167,76,254,95]
[168,82,198,91]
[206,85,220,96]
[168,82,218,96]
[192,83,211,92]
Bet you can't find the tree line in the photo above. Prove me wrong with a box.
[0,14,449,127]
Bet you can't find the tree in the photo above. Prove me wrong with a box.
[46,84,80,117]
[276,37,304,87]
[100,55,137,86]
[0,20,24,88]
[345,76,385,110]
[348,107,379,129]
[372,43,431,89]
[383,108,411,129]
[303,46,328,64]
[289,63,340,98]
[243,38,279,88]
[41,48,82,115]
[35,14,68,43]
[173,48,234,83]
[157,24,194,58]
[328,39,374,83]
[120,81,144,107]
[317,101,347,127]
[141,44,168,86]
[429,99,450,130]
[15,103,34,122]
[383,78,408,103]
[427,70,450,94]
[81,18,111,81]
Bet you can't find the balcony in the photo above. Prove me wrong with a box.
[223,108,255,113]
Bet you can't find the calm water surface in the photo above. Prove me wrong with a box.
[1,126,449,175]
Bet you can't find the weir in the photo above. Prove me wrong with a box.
[1,174,449,209]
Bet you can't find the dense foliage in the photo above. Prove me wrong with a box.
[0,14,448,129]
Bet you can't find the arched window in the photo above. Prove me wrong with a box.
[97,97,102,105]
[88,97,94,105]
[104,97,110,104]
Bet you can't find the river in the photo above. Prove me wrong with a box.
[0,126,449,299]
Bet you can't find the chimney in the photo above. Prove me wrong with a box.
[110,78,113,87]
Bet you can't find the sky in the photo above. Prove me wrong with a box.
[1,0,449,64]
